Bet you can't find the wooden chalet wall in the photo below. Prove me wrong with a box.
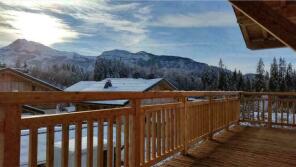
[0,69,58,92]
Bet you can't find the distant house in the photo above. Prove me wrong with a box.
[0,67,61,92]
[0,68,62,115]
[65,78,177,110]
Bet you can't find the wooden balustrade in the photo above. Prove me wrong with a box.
[240,92,296,127]
[0,91,240,167]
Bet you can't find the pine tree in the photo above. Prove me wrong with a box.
[237,70,245,90]
[286,63,293,91]
[264,71,269,91]
[279,58,287,91]
[231,69,238,90]
[245,77,252,91]
[254,58,265,92]
[218,59,227,90]
[269,57,279,91]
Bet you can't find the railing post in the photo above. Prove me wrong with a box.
[268,95,272,128]
[130,99,141,167]
[181,96,188,155]
[0,105,21,167]
[225,96,230,130]
[236,95,241,125]
[208,96,213,140]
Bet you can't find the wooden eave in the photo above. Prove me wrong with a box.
[230,0,296,51]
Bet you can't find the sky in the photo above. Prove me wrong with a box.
[0,0,295,74]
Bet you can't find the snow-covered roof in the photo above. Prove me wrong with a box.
[65,78,175,105]
[65,78,164,92]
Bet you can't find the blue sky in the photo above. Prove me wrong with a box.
[0,0,295,73]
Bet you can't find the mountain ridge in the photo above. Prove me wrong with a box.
[0,39,228,77]
[0,39,96,71]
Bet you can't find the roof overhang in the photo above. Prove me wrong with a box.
[230,0,296,51]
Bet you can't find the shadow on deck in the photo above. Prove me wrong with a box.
[160,126,296,167]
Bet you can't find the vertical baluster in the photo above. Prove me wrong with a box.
[281,101,284,126]
[173,108,176,149]
[151,112,156,160]
[97,118,104,167]
[287,101,290,125]
[107,117,114,167]
[252,98,255,121]
[29,127,38,167]
[257,98,260,122]
[262,98,265,123]
[140,111,144,164]
[170,108,173,149]
[275,99,278,124]
[292,101,296,125]
[168,109,172,150]
[157,110,161,157]
[209,96,213,139]
[198,105,201,135]
[161,108,166,154]
[75,121,82,167]
[165,109,169,152]
[124,114,129,167]
[116,115,122,167]
[46,125,54,167]
[87,120,93,167]
[268,95,272,128]
[192,105,195,139]
[62,124,69,167]
[146,112,151,162]
[175,106,179,148]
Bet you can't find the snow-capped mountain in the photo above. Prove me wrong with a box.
[99,49,219,75]
[0,39,96,71]
[0,39,222,77]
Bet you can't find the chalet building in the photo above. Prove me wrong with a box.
[0,68,61,92]
[0,68,61,115]
[65,78,177,110]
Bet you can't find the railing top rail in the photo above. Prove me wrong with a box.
[0,91,240,105]
[241,92,296,96]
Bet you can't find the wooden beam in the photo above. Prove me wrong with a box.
[246,38,285,50]
[230,0,296,51]
[0,91,240,105]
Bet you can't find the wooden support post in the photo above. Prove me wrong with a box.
[208,96,213,140]
[131,99,141,167]
[0,105,21,167]
[268,95,272,128]
[236,95,241,125]
[182,97,188,155]
[225,96,230,130]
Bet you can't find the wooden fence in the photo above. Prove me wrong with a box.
[0,91,240,167]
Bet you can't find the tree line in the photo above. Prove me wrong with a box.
[201,57,296,92]
[3,57,295,92]
[252,57,296,92]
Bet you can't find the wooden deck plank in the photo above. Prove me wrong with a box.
[159,126,296,167]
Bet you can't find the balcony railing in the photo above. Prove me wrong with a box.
[241,92,296,127]
[0,91,240,167]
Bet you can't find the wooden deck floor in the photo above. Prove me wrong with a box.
[160,126,296,167]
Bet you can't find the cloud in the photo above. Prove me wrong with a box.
[0,10,79,46]
[151,11,236,28]
[0,0,151,47]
